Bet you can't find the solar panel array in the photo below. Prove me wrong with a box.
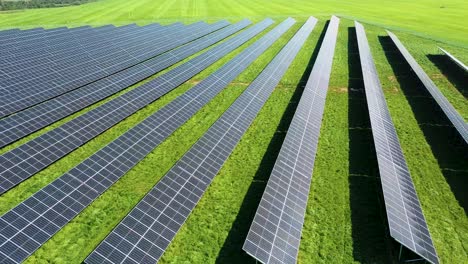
[0,19,272,195]
[387,31,468,144]
[243,16,339,264]
[439,47,468,72]
[0,19,275,263]
[0,20,252,147]
[0,24,140,77]
[356,22,439,264]
[0,21,230,117]
[85,16,315,264]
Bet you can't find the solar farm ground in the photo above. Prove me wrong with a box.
[0,1,467,264]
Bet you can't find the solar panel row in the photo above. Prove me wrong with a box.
[387,31,468,144]
[0,26,69,46]
[0,26,120,65]
[0,23,167,88]
[0,24,125,54]
[0,27,46,41]
[0,21,229,117]
[0,25,102,55]
[356,22,439,264]
[439,47,468,72]
[0,22,182,89]
[243,15,338,264]
[0,19,271,195]
[0,24,143,72]
[85,16,311,264]
[0,19,273,264]
[0,20,252,147]
[0,25,159,86]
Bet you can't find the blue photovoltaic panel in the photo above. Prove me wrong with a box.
[0,19,273,264]
[243,16,338,264]
[0,24,125,59]
[0,24,135,70]
[0,20,252,147]
[0,21,229,116]
[0,19,271,195]
[356,22,439,264]
[387,31,468,144]
[86,17,312,264]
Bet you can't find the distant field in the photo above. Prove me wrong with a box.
[0,1,467,264]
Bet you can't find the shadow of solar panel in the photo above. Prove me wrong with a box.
[0,21,229,117]
[0,19,270,195]
[0,19,273,264]
[0,20,252,148]
[0,24,136,71]
[355,22,439,264]
[386,31,467,144]
[243,16,338,264]
[85,16,314,264]
[438,47,468,72]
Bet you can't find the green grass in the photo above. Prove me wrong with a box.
[0,1,467,264]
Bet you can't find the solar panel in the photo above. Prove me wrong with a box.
[387,31,468,144]
[0,24,148,71]
[0,18,279,263]
[0,21,229,117]
[0,25,96,55]
[356,22,439,264]
[0,27,45,40]
[0,19,271,194]
[0,20,252,147]
[0,23,165,86]
[0,25,118,60]
[0,23,170,83]
[243,16,338,264]
[0,24,140,70]
[85,17,314,264]
[438,47,468,72]
[0,24,119,55]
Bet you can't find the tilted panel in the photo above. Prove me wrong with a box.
[357,22,439,264]
[243,16,338,264]
[0,19,272,195]
[0,19,273,264]
[86,17,313,264]
[387,30,467,144]
[0,20,252,147]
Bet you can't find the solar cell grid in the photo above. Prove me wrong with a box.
[0,20,252,147]
[0,24,136,64]
[0,26,68,47]
[243,16,337,264]
[0,25,96,54]
[0,19,275,263]
[0,19,271,194]
[2,24,115,46]
[0,23,164,78]
[0,24,161,80]
[86,16,313,264]
[0,25,118,61]
[0,27,45,40]
[356,22,439,264]
[0,22,228,117]
[387,31,468,144]
[0,24,160,88]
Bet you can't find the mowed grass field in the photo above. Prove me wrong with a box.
[0,1,467,264]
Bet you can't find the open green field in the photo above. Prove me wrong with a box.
[0,1,467,264]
